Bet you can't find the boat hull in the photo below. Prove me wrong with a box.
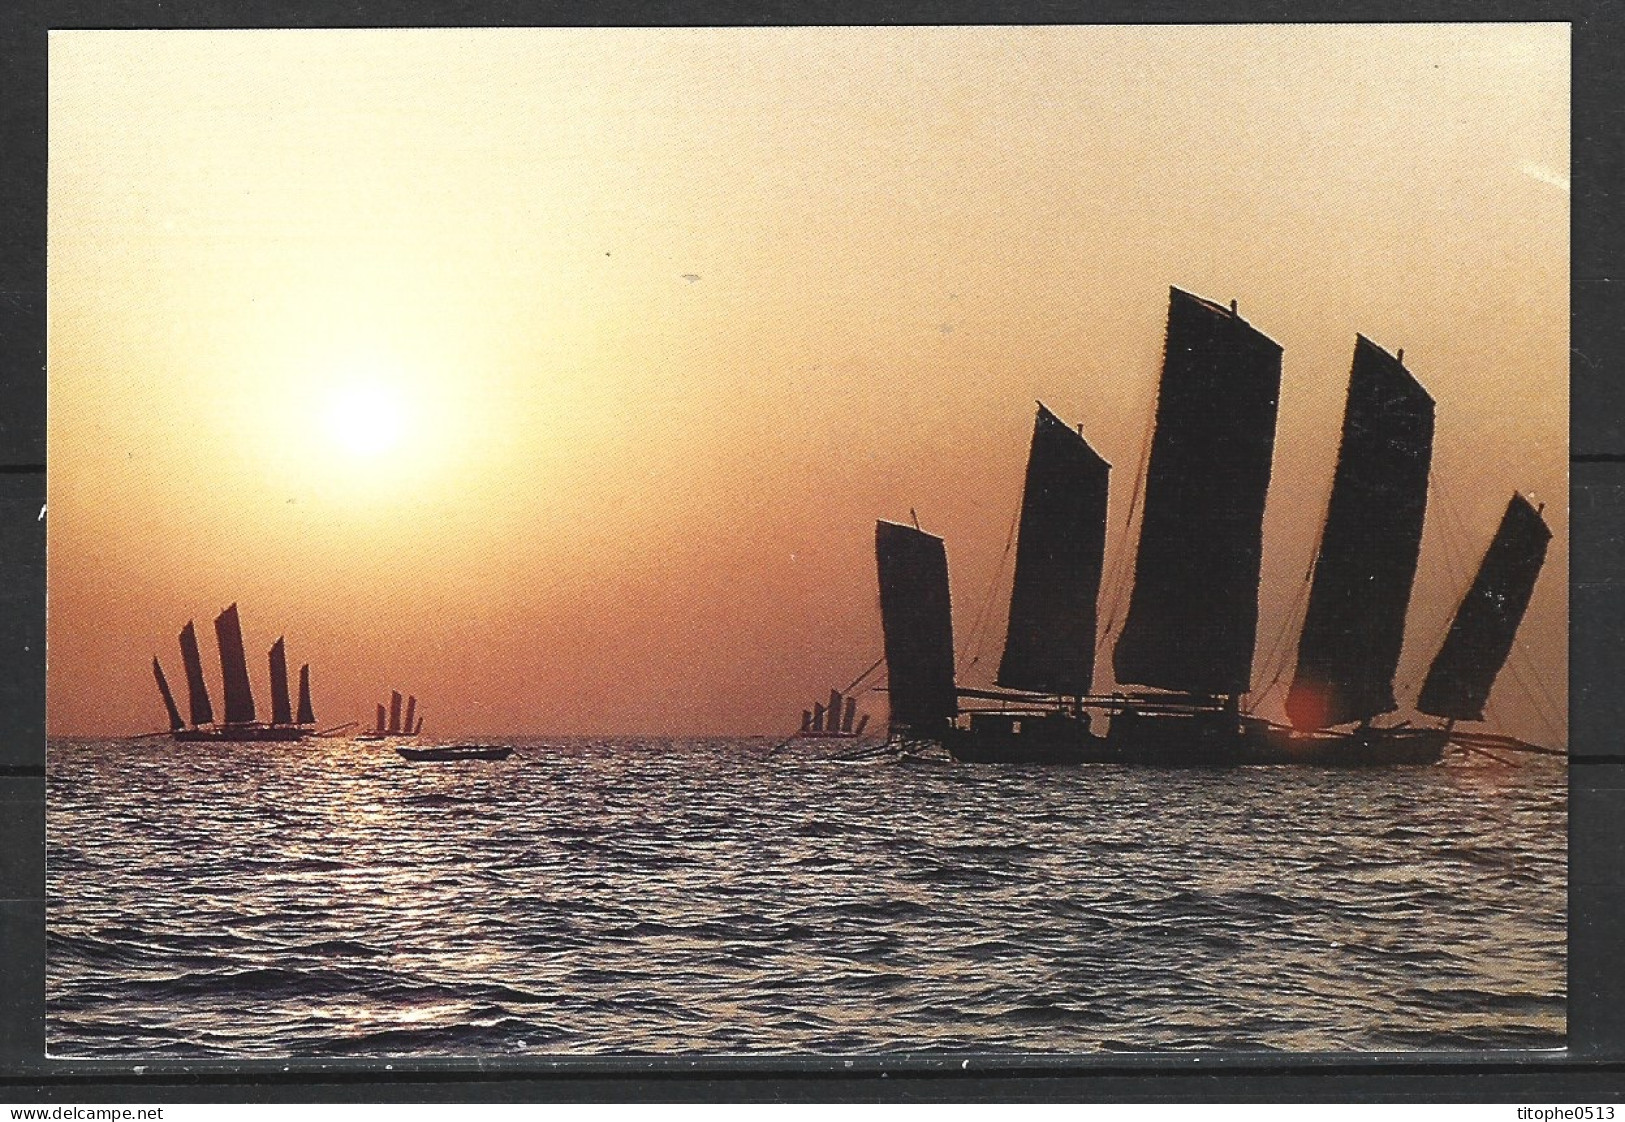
[396,744,513,762]
[937,710,1447,767]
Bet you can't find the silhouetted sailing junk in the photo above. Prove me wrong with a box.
[151,604,316,742]
[876,287,1552,767]
[357,690,424,741]
[796,688,872,739]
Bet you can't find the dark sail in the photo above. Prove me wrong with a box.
[376,703,387,732]
[152,657,185,731]
[214,604,256,725]
[1417,494,1551,722]
[413,715,424,735]
[842,695,856,732]
[812,702,826,731]
[1287,337,1435,729]
[178,621,214,727]
[403,695,417,734]
[297,664,316,725]
[269,637,292,726]
[997,404,1110,696]
[875,520,957,729]
[389,691,403,734]
[1113,288,1282,696]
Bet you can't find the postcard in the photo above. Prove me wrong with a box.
[46,25,1567,1057]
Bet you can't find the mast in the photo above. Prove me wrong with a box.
[403,695,417,735]
[269,637,293,726]
[152,656,185,731]
[178,621,214,727]
[388,690,403,734]
[875,520,957,732]
[1113,288,1282,698]
[296,664,316,725]
[214,603,257,726]
[1287,337,1434,729]
[1416,493,1551,723]
[997,403,1111,697]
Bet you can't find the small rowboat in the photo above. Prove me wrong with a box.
[396,744,514,763]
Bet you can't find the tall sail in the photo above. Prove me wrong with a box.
[296,664,316,725]
[404,695,417,735]
[1417,494,1551,722]
[842,695,856,733]
[1113,288,1282,697]
[376,703,387,733]
[178,621,214,726]
[152,657,185,731]
[1287,337,1434,729]
[812,701,826,731]
[214,604,256,725]
[876,520,957,729]
[997,404,1110,696]
[389,690,403,734]
[269,637,292,726]
[413,715,423,735]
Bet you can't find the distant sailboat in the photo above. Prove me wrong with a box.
[357,689,423,740]
[875,287,1554,766]
[795,688,871,739]
[155,604,311,742]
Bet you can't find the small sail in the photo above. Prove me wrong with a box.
[1287,337,1434,729]
[375,703,387,732]
[812,701,826,731]
[1114,288,1282,697]
[413,715,423,735]
[296,664,316,725]
[389,690,403,734]
[152,656,185,731]
[269,637,293,726]
[828,690,843,731]
[854,713,870,736]
[875,520,957,730]
[404,695,417,734]
[1417,494,1551,722]
[998,404,1111,696]
[801,709,812,731]
[214,604,257,725]
[178,621,214,727]
[842,695,856,733]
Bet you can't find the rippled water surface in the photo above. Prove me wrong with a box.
[47,737,1565,1056]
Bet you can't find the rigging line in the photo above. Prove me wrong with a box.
[958,505,1020,678]
[1096,400,1157,661]
[1503,641,1566,741]
[1510,635,1566,730]
[841,656,886,697]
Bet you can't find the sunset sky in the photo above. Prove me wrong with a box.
[47,26,1568,743]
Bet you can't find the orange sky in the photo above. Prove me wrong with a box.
[47,26,1569,743]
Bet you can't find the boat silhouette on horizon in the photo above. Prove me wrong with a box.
[151,604,315,743]
[356,690,424,741]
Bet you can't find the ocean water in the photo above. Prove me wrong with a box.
[46,736,1566,1057]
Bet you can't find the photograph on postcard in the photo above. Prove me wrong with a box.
[45,25,1567,1056]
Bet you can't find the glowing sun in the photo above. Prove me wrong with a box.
[323,381,409,457]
